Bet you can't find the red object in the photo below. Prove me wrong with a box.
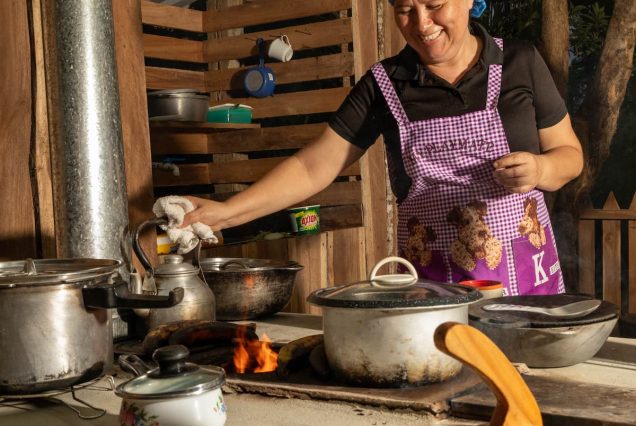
[460,280,503,291]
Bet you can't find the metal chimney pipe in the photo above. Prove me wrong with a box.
[44,0,130,266]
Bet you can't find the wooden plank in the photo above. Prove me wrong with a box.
[145,66,206,90]
[602,193,622,308]
[352,0,394,270]
[32,0,56,258]
[286,233,327,314]
[205,53,354,91]
[114,0,160,270]
[328,227,366,286]
[153,163,210,186]
[207,123,325,154]
[204,0,352,32]
[209,181,363,207]
[240,239,289,261]
[151,131,209,155]
[208,157,361,184]
[230,87,350,119]
[0,0,36,259]
[143,33,204,62]
[204,18,353,62]
[577,219,596,297]
[630,194,636,313]
[150,121,260,131]
[580,209,636,220]
[141,0,203,33]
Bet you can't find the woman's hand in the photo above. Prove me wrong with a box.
[180,196,231,231]
[494,114,583,193]
[493,152,543,194]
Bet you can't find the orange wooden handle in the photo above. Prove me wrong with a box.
[434,322,542,426]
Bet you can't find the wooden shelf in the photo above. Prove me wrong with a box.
[149,121,260,132]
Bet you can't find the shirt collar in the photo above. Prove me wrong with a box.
[390,22,503,83]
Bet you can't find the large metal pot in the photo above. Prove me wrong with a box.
[0,258,183,394]
[199,258,303,320]
[307,257,481,387]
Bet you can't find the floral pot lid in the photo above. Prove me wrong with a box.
[307,257,481,309]
[115,345,225,400]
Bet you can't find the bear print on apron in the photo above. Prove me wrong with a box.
[371,38,564,296]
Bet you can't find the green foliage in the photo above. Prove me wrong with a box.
[569,2,610,57]
[479,0,542,41]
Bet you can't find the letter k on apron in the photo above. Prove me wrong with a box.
[371,38,564,295]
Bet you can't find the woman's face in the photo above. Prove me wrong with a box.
[394,0,473,66]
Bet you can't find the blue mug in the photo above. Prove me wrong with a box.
[244,38,276,97]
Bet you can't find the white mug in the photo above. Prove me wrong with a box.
[267,35,293,62]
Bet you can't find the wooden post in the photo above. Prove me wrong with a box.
[0,0,37,260]
[602,192,621,308]
[112,0,158,271]
[629,193,636,313]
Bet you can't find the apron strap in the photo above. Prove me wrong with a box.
[371,63,410,125]
[486,38,504,110]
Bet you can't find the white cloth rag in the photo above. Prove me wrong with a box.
[152,196,217,254]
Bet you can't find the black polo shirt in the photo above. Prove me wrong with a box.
[329,23,567,202]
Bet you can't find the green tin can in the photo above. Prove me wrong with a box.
[288,205,320,235]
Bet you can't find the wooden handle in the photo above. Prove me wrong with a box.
[434,322,542,426]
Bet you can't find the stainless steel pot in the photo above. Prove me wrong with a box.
[147,89,209,122]
[307,257,481,387]
[0,258,183,394]
[199,258,303,320]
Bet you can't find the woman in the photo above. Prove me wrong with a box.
[182,0,583,296]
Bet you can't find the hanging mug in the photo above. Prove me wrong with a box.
[267,35,293,62]
[244,38,276,98]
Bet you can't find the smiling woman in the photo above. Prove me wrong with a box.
[182,0,583,297]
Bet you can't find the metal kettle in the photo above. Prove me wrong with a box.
[132,219,216,333]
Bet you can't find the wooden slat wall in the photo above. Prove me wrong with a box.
[141,0,387,313]
[579,191,636,315]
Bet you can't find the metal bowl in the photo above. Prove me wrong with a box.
[147,89,209,122]
[469,296,619,367]
[199,257,303,320]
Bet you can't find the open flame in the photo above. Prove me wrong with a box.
[233,327,278,373]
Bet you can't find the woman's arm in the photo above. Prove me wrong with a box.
[493,113,583,193]
[181,126,365,230]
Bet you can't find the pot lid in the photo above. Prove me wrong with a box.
[115,345,225,400]
[307,257,481,309]
[200,257,303,273]
[155,255,199,276]
[0,258,121,288]
[469,295,618,328]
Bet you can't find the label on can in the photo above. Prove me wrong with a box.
[288,205,320,235]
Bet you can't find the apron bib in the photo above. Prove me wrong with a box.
[371,39,563,296]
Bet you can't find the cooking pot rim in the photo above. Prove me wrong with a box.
[308,281,481,309]
[199,257,303,272]
[0,258,121,288]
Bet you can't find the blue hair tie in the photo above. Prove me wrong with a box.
[470,0,487,18]
[387,0,487,19]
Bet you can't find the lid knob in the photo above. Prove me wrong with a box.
[164,255,184,265]
[152,345,190,376]
[369,256,418,287]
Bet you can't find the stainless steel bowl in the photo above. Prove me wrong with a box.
[200,257,303,320]
[147,89,209,122]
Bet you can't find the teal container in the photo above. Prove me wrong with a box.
[207,103,253,123]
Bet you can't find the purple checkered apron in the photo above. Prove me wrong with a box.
[371,39,564,296]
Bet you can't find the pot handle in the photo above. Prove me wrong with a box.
[82,280,184,309]
[132,218,168,276]
[119,354,154,377]
[369,256,418,287]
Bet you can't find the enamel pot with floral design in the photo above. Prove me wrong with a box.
[307,257,482,387]
[115,345,226,426]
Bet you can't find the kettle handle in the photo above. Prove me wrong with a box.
[133,218,168,276]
